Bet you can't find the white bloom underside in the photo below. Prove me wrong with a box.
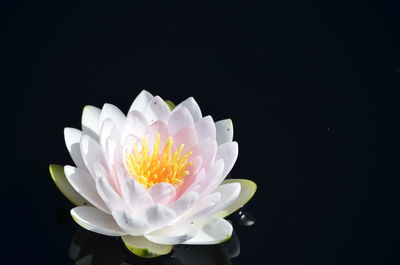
[64,90,245,245]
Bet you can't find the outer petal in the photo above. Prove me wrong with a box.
[215,119,234,145]
[99,103,126,132]
[71,206,126,236]
[215,179,257,218]
[145,223,198,245]
[200,182,241,218]
[64,166,110,214]
[142,96,171,123]
[176,97,202,121]
[215,141,238,178]
[81,105,101,142]
[176,183,240,225]
[112,209,152,236]
[171,192,221,225]
[167,107,195,136]
[182,217,233,245]
[64,127,87,171]
[128,90,154,113]
[195,116,216,141]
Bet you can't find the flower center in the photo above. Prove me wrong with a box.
[124,133,193,188]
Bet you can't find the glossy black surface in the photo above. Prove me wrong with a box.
[2,1,399,264]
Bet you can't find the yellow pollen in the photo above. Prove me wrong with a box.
[125,133,193,188]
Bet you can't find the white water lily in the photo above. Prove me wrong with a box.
[50,90,256,257]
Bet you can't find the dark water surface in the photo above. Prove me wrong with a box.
[2,1,399,264]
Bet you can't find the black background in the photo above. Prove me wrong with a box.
[1,1,399,264]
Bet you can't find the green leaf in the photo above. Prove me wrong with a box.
[215,179,257,218]
[121,235,173,258]
[49,164,90,206]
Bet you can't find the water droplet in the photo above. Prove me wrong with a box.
[237,210,255,226]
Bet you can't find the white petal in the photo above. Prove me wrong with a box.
[49,164,89,206]
[215,141,238,178]
[95,176,123,210]
[104,137,122,167]
[145,223,198,245]
[168,191,199,216]
[112,209,151,236]
[202,182,241,217]
[171,192,221,225]
[215,179,257,218]
[175,156,203,197]
[80,134,107,179]
[116,168,153,209]
[71,206,126,236]
[64,127,87,171]
[99,103,126,132]
[142,96,171,123]
[64,166,110,214]
[100,118,121,151]
[81,105,101,142]
[195,138,217,169]
[176,97,202,121]
[184,155,203,183]
[215,119,233,145]
[184,169,206,194]
[92,156,121,195]
[121,110,149,144]
[148,183,176,205]
[183,217,233,245]
[128,90,154,113]
[167,107,195,135]
[146,204,176,227]
[200,159,225,194]
[195,116,216,141]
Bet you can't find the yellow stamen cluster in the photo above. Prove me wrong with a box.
[125,133,193,188]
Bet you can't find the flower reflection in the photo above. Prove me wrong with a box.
[69,226,240,265]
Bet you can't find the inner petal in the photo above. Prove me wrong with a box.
[124,133,194,188]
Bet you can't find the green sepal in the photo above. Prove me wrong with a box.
[121,235,173,258]
[165,100,176,110]
[49,164,90,206]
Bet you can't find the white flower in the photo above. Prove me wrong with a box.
[50,90,256,257]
